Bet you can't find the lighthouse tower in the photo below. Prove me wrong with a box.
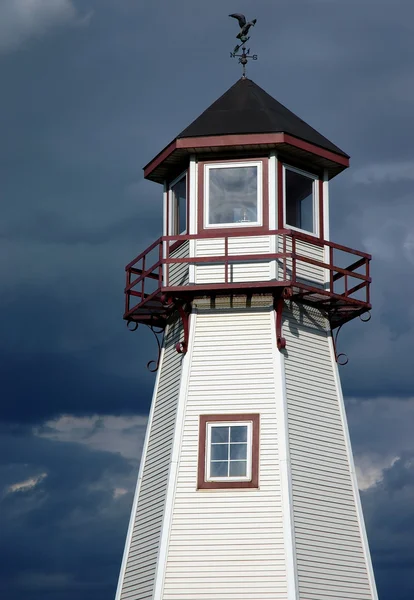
[115,76,377,600]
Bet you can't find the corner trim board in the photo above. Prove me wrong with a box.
[272,308,299,600]
[114,344,166,600]
[152,312,197,600]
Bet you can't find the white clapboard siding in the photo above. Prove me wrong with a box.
[278,236,325,286]
[168,241,189,287]
[195,236,271,284]
[119,320,183,600]
[283,302,373,600]
[162,309,288,600]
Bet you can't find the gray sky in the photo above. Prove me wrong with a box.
[1,1,413,598]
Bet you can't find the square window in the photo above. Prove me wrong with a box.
[170,174,187,234]
[284,166,317,234]
[198,415,259,489]
[205,163,262,228]
[207,423,251,481]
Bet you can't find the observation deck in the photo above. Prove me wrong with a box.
[124,229,371,331]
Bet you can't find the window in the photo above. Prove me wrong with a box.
[170,174,187,234]
[207,423,251,480]
[205,162,262,228]
[284,166,317,234]
[198,414,259,489]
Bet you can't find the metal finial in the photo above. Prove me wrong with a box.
[229,13,258,78]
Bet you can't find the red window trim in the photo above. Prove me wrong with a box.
[197,158,269,234]
[197,414,260,490]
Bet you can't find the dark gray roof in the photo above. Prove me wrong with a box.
[178,78,348,158]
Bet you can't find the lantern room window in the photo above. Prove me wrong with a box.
[284,165,318,235]
[198,414,260,489]
[170,173,187,235]
[205,162,262,228]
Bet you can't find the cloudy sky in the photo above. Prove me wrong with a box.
[1,0,413,598]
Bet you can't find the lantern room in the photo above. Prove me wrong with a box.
[125,78,371,333]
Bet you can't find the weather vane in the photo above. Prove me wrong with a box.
[229,14,258,78]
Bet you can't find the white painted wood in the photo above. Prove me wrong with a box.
[162,307,289,600]
[283,302,376,600]
[189,156,197,283]
[168,242,189,287]
[271,310,299,600]
[328,333,379,600]
[117,319,183,600]
[194,235,271,284]
[114,346,165,600]
[153,313,197,600]
[269,153,277,280]
[323,169,330,288]
[278,236,325,287]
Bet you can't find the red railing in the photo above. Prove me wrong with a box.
[124,229,371,327]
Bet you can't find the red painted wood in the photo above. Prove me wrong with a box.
[143,133,349,181]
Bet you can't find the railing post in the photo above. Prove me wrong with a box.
[283,233,287,281]
[141,255,146,300]
[159,240,163,288]
[366,258,371,305]
[125,269,130,315]
[292,234,296,284]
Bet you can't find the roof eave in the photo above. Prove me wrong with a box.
[143,133,350,184]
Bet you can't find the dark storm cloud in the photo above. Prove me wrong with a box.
[0,427,135,600]
[362,455,414,600]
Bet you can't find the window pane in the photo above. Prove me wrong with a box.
[211,426,229,443]
[229,461,247,477]
[211,444,228,461]
[285,169,314,233]
[171,177,187,233]
[208,166,258,225]
[210,461,228,477]
[230,443,247,460]
[230,425,247,443]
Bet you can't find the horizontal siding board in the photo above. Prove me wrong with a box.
[284,302,373,600]
[163,308,288,599]
[119,320,182,600]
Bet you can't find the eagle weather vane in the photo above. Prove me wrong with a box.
[229,13,258,78]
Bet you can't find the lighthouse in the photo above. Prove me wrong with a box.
[115,71,377,599]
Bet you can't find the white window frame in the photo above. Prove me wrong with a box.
[205,421,253,482]
[169,171,187,235]
[283,164,319,236]
[204,161,263,229]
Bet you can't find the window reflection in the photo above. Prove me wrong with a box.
[207,166,258,226]
[285,169,315,233]
[171,176,187,234]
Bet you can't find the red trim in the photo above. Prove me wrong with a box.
[144,139,176,179]
[319,179,324,240]
[197,414,260,490]
[144,133,349,180]
[197,158,269,233]
[282,134,349,167]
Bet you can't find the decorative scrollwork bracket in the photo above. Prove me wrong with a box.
[127,320,165,372]
[331,324,348,366]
